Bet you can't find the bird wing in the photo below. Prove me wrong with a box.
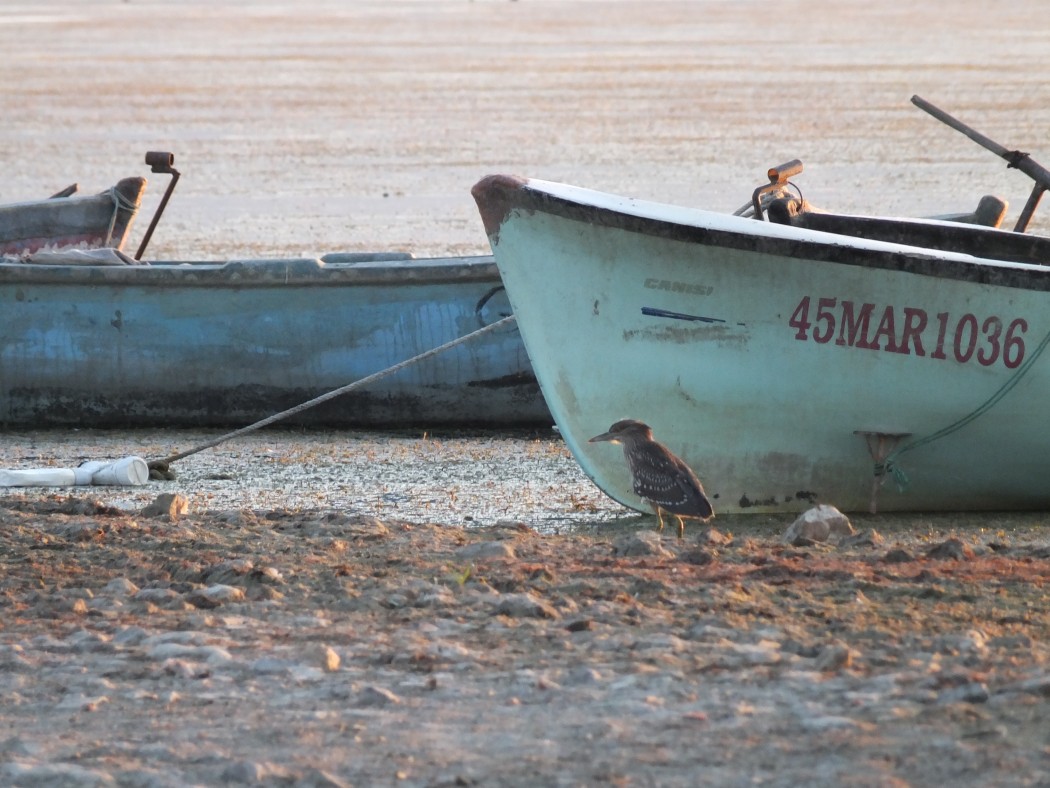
[627,442,713,519]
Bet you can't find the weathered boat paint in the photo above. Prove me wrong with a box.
[0,177,146,256]
[0,252,548,428]
[473,174,1050,513]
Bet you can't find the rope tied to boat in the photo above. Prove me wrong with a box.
[878,323,1050,491]
[104,185,140,247]
[147,314,519,474]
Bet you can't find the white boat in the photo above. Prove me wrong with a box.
[472,98,1050,514]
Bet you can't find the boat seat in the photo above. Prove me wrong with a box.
[765,194,1007,229]
[929,194,1007,228]
[766,195,1050,266]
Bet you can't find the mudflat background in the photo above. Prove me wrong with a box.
[3,0,1050,261]
[3,2,1050,786]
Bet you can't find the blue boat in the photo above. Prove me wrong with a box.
[0,251,548,428]
[472,99,1050,513]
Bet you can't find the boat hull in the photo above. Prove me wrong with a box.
[0,177,146,256]
[473,174,1050,513]
[0,253,548,428]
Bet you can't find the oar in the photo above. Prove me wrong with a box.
[911,95,1050,232]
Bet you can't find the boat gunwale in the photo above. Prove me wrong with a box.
[475,174,1050,293]
[0,253,500,287]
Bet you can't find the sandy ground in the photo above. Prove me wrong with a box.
[2,497,1050,787]
[3,1,1050,785]
[2,0,1050,262]
[0,427,624,529]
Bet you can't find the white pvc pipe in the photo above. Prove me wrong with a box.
[0,456,149,487]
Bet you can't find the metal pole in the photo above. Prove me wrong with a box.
[135,151,180,260]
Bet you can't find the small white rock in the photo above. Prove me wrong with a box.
[496,592,560,620]
[783,505,855,545]
[456,541,516,560]
[102,577,139,596]
[356,685,402,707]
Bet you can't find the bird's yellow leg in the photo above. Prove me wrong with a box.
[653,505,665,532]
[676,516,685,540]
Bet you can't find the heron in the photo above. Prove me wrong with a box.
[589,419,714,538]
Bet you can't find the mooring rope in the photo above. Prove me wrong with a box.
[104,185,141,247]
[879,322,1050,490]
[148,314,518,470]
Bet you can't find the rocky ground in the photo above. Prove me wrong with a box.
[2,494,1049,786]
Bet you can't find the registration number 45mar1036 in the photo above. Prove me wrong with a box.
[788,296,1029,370]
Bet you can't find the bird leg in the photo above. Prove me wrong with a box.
[653,505,686,539]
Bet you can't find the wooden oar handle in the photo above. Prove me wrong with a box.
[912,94,1050,232]
[911,95,1011,159]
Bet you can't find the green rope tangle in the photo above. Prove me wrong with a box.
[877,323,1050,491]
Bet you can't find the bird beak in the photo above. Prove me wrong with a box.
[589,431,618,444]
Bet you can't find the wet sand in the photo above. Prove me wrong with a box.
[3,2,1050,785]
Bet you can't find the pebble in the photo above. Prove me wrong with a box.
[0,646,35,673]
[938,681,990,704]
[147,643,234,664]
[57,693,110,711]
[111,630,151,647]
[424,640,477,664]
[1007,674,1050,697]
[0,737,37,758]
[291,665,328,683]
[186,584,246,608]
[925,538,976,560]
[987,634,1033,651]
[936,630,988,655]
[319,646,341,673]
[838,529,884,550]
[102,577,139,596]
[455,540,516,560]
[356,685,402,707]
[706,645,776,670]
[65,629,112,653]
[220,760,289,784]
[696,526,733,546]
[495,592,560,619]
[616,530,674,557]
[298,768,353,788]
[883,547,915,563]
[249,657,296,675]
[201,558,254,584]
[566,666,604,685]
[140,493,189,520]
[679,547,714,565]
[161,658,209,679]
[632,633,689,655]
[133,588,181,605]
[800,714,863,731]
[783,505,855,545]
[814,643,855,672]
[0,762,116,786]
